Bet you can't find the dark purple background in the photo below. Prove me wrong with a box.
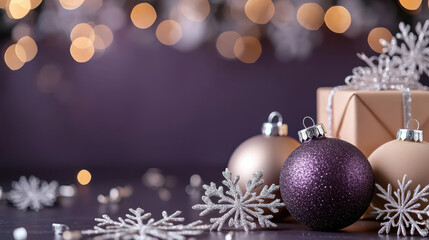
[0,26,428,173]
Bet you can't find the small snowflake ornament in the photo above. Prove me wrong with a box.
[8,176,58,211]
[82,208,210,240]
[192,168,285,232]
[372,174,429,236]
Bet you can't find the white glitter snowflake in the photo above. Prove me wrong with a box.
[192,168,285,232]
[372,174,429,236]
[8,176,58,211]
[345,20,429,90]
[382,20,429,77]
[82,208,210,240]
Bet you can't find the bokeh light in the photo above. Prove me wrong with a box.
[7,0,31,19]
[0,0,6,8]
[130,3,157,29]
[59,0,85,10]
[37,64,61,93]
[4,44,25,70]
[70,37,95,63]
[244,0,275,24]
[325,6,351,34]
[156,20,182,46]
[399,0,422,10]
[216,31,241,59]
[297,3,325,30]
[93,25,113,50]
[77,169,92,185]
[233,36,262,63]
[272,0,295,27]
[30,0,41,9]
[12,23,31,41]
[70,23,95,42]
[368,27,392,53]
[179,0,210,22]
[16,36,37,62]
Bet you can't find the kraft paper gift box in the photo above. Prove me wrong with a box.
[317,87,429,157]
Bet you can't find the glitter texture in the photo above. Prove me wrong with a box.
[280,137,374,231]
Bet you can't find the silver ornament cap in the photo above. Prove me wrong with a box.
[396,118,423,142]
[261,111,288,136]
[298,116,326,143]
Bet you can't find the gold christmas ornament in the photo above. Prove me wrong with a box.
[369,119,429,212]
[227,112,300,193]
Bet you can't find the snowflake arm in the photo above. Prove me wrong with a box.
[371,174,429,237]
[192,168,285,232]
[82,208,210,240]
[8,176,58,211]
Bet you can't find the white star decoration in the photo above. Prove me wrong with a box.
[192,168,284,232]
[82,208,210,240]
[8,176,58,211]
[372,174,429,236]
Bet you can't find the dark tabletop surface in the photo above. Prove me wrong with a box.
[0,167,425,240]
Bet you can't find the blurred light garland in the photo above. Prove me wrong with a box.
[0,0,427,70]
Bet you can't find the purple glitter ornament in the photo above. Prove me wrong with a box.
[280,117,374,231]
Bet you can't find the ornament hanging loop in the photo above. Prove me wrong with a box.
[406,118,420,130]
[302,116,316,128]
[268,111,283,126]
[298,116,326,143]
[397,118,423,142]
[262,111,288,136]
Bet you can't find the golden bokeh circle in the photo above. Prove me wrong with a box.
[17,36,37,62]
[233,36,262,64]
[399,0,422,10]
[216,31,241,59]
[4,44,25,70]
[179,0,210,22]
[93,25,113,50]
[7,0,31,19]
[324,6,351,34]
[77,169,92,185]
[244,0,275,24]
[156,20,182,46]
[70,37,95,63]
[59,0,84,10]
[368,27,392,53]
[130,3,157,29]
[296,3,325,30]
[70,23,95,42]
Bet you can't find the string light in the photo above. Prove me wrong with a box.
[234,36,262,63]
[156,20,182,46]
[130,3,157,29]
[399,0,422,10]
[7,0,31,19]
[244,0,275,24]
[296,3,325,30]
[77,169,92,185]
[179,0,210,22]
[70,37,95,63]
[368,27,392,53]
[4,44,25,70]
[59,0,85,10]
[216,31,241,59]
[325,6,351,34]
[16,36,37,62]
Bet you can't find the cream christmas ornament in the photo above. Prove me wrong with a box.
[369,119,429,212]
[227,112,300,192]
